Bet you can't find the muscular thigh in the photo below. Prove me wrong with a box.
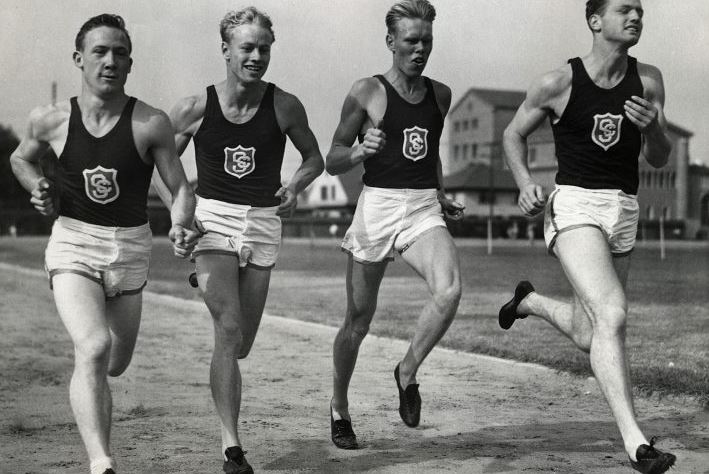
[52,273,109,344]
[401,226,460,292]
[195,253,240,319]
[554,226,627,318]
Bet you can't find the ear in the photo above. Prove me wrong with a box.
[127,56,133,73]
[221,41,231,61]
[386,32,395,53]
[72,51,83,70]
[589,13,602,33]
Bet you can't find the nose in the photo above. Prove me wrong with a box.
[104,51,117,69]
[628,9,641,21]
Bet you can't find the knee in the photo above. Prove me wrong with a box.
[341,309,374,344]
[213,318,245,355]
[592,306,627,338]
[432,278,462,317]
[74,335,112,367]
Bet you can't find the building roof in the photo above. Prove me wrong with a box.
[450,88,525,115]
[444,163,518,190]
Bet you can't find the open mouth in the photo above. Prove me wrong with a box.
[625,26,641,34]
[244,64,263,72]
[412,57,425,66]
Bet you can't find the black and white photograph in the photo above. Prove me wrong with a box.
[1,1,707,472]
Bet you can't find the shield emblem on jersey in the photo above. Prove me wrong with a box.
[224,145,256,179]
[591,113,623,151]
[83,166,120,204]
[402,126,429,161]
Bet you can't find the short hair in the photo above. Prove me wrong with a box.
[385,0,436,34]
[220,7,275,43]
[585,0,610,28]
[75,14,132,53]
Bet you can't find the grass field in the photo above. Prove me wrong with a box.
[1,236,707,405]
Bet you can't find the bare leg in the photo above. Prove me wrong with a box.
[52,274,113,468]
[331,255,387,420]
[552,227,646,459]
[397,227,462,386]
[196,254,271,454]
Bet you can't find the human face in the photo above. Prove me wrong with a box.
[73,26,132,96]
[222,24,273,84]
[595,0,644,46]
[386,18,433,78]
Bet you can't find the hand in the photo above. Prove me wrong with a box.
[518,183,546,217]
[275,186,296,218]
[30,177,55,216]
[624,96,660,134]
[169,223,200,259]
[439,194,465,221]
[358,120,386,159]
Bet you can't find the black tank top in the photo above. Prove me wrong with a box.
[551,57,643,194]
[194,84,286,206]
[361,75,443,189]
[58,97,153,227]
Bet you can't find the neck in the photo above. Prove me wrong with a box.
[78,87,128,116]
[587,38,631,78]
[384,66,424,94]
[224,74,266,107]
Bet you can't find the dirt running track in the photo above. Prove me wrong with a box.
[1,263,707,473]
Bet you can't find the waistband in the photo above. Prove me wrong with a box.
[57,216,151,237]
[554,185,637,200]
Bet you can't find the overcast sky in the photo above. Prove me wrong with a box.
[1,0,707,178]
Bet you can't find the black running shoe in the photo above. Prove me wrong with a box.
[331,410,358,449]
[630,437,676,474]
[498,280,535,330]
[223,446,253,474]
[188,272,198,288]
[394,363,421,427]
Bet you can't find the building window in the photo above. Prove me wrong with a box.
[472,143,478,159]
[659,172,664,188]
[670,172,675,188]
[454,121,460,133]
[331,185,337,200]
[646,206,655,219]
[463,120,469,131]
[467,102,473,111]
[470,118,478,129]
[454,145,460,160]
[463,144,469,160]
[479,191,496,204]
[662,207,671,219]
[320,186,328,201]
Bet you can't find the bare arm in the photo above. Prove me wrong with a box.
[142,105,197,257]
[10,106,61,215]
[274,90,325,217]
[503,70,567,216]
[149,95,204,210]
[325,79,386,175]
[431,81,464,220]
[627,64,671,168]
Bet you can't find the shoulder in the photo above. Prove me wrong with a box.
[636,61,665,98]
[28,101,70,140]
[525,64,572,108]
[273,86,305,115]
[133,99,171,130]
[170,92,208,125]
[348,77,384,106]
[428,78,452,111]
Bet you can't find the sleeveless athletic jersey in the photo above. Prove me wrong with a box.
[194,84,286,207]
[551,57,643,195]
[361,75,443,189]
[57,97,153,227]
